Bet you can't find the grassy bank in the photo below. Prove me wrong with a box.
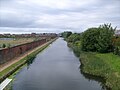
[68,42,120,90]
[0,38,57,83]
[80,52,120,90]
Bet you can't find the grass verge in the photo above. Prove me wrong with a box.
[68,42,120,90]
[80,52,120,90]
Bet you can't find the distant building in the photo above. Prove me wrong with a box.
[0,33,57,38]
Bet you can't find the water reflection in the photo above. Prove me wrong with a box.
[67,44,81,57]
[80,64,111,90]
[13,38,107,90]
[26,55,36,69]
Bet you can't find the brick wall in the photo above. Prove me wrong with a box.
[0,39,47,64]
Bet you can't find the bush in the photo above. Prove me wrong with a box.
[81,24,115,53]
[2,44,6,48]
[61,31,72,39]
[67,33,81,43]
[113,37,120,56]
[81,28,99,52]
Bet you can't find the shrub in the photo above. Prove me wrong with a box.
[2,44,6,48]
[81,24,115,53]
[67,33,81,43]
[61,31,72,39]
[113,37,120,56]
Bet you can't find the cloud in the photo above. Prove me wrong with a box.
[0,0,120,33]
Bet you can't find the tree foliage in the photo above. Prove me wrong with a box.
[81,24,115,53]
[67,33,81,43]
[2,43,6,48]
[113,37,120,56]
[61,31,72,39]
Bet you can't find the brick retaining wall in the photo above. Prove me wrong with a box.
[0,39,47,64]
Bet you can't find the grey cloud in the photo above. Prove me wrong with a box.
[0,0,120,33]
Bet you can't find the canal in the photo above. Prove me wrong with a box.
[12,38,106,90]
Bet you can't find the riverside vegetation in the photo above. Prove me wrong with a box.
[62,24,120,90]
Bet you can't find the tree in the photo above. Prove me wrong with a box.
[81,24,115,53]
[67,33,81,43]
[96,24,115,52]
[61,31,72,39]
[2,44,6,48]
[81,28,99,51]
[113,37,120,56]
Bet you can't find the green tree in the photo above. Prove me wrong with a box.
[113,37,120,56]
[81,28,99,51]
[2,43,6,48]
[96,24,115,52]
[61,31,72,39]
[81,24,115,53]
[67,33,81,43]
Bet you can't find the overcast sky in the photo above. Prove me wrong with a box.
[0,0,120,34]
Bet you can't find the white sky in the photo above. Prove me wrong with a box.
[0,0,120,34]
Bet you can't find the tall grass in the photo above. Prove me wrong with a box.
[80,52,120,90]
[68,42,120,90]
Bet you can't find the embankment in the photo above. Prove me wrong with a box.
[0,38,58,83]
[80,52,120,90]
[68,42,120,90]
[0,39,47,64]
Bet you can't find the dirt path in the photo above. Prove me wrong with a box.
[0,40,52,72]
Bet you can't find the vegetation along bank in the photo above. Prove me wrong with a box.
[62,24,120,90]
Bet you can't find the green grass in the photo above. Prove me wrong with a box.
[0,57,27,78]
[96,53,120,72]
[80,52,120,90]
[68,42,120,89]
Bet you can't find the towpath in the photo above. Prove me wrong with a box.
[0,40,53,72]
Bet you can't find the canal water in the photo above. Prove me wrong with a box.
[12,38,106,90]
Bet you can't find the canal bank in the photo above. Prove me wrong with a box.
[0,38,58,83]
[67,42,120,90]
[12,38,107,90]
[79,52,120,90]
